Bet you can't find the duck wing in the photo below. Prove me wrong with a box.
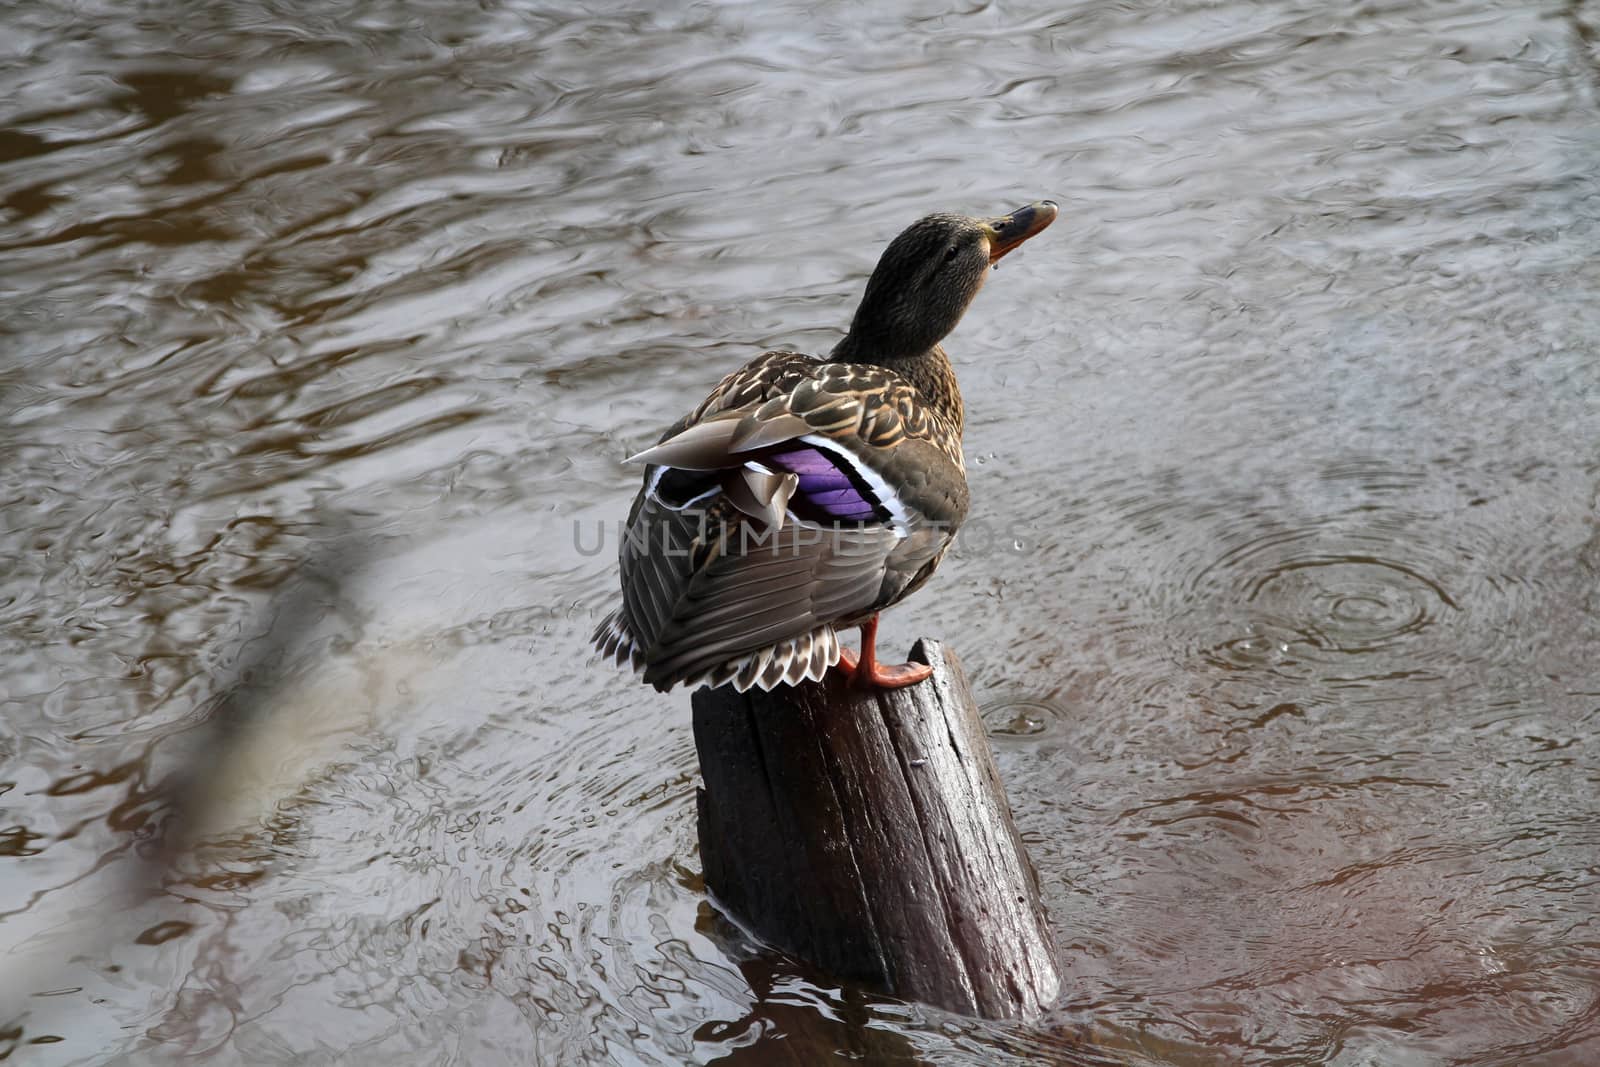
[603,492,899,691]
[595,352,969,692]
[638,354,969,526]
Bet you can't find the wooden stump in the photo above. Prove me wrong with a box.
[692,639,1061,1020]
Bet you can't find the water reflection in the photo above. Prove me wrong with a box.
[3,0,1599,1063]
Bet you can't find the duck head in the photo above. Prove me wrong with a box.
[833,200,1057,363]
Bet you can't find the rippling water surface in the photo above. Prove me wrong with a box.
[4,1,1599,1063]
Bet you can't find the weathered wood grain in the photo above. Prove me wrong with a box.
[692,639,1061,1020]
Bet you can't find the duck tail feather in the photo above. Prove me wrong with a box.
[626,418,741,470]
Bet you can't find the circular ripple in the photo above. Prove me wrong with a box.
[1251,556,1451,653]
[980,698,1067,743]
[1179,524,1466,684]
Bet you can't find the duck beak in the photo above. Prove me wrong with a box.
[985,200,1058,265]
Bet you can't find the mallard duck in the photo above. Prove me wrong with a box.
[594,200,1057,692]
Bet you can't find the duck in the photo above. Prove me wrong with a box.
[593,200,1057,692]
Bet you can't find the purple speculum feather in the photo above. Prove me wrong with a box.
[764,447,882,522]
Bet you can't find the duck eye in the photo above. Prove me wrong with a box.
[943,246,961,262]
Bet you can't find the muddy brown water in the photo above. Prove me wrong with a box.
[3,1,1599,1064]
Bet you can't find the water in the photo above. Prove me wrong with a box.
[3,1,1598,1063]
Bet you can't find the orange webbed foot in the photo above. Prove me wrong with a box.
[834,647,933,689]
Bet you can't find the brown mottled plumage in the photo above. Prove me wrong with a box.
[594,201,1057,692]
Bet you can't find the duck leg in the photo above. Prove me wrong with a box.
[834,613,934,689]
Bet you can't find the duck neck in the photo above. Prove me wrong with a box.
[831,335,965,438]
